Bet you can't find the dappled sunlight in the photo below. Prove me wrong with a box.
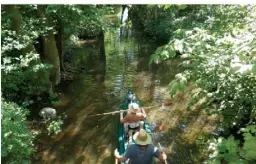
[134,73,154,88]
[147,94,190,132]
[181,114,210,144]
[38,96,117,163]
[35,16,218,164]
[79,144,97,163]
[168,141,175,154]
[41,149,57,162]
[156,120,170,132]
[133,72,155,102]
[146,89,220,161]
[5,4,254,164]
[96,144,113,164]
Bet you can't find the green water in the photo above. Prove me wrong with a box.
[34,27,205,164]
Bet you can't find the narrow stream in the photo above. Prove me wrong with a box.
[35,24,213,164]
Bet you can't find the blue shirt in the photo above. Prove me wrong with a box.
[125,144,160,164]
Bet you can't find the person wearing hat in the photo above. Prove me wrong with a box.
[120,103,147,145]
[114,129,167,163]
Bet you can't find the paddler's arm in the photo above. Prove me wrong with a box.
[153,147,167,163]
[114,149,127,162]
[120,111,127,123]
[141,107,147,119]
[158,152,167,163]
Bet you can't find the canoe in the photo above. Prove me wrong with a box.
[117,90,152,164]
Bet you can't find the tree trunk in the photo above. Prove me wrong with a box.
[56,18,65,71]
[97,31,106,82]
[99,31,106,61]
[41,31,61,86]
[4,5,22,34]
[37,6,61,86]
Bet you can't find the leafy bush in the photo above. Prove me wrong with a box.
[149,5,256,163]
[129,5,208,43]
[1,6,52,106]
[129,5,176,42]
[1,52,51,106]
[151,5,256,128]
[47,117,64,135]
[207,125,256,163]
[78,21,103,38]
[1,100,34,164]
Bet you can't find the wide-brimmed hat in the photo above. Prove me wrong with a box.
[133,129,152,145]
[128,103,140,113]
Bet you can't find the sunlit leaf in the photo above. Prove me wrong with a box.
[155,46,163,54]
[160,50,169,60]
[177,5,187,10]
[167,45,176,58]
[252,64,256,74]
[174,40,184,53]
[164,5,172,9]
[147,5,155,9]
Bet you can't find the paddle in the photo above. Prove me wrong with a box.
[158,142,167,164]
[85,110,128,118]
[86,102,172,118]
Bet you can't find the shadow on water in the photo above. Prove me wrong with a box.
[35,24,215,163]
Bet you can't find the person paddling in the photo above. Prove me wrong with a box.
[114,129,167,164]
[120,103,147,145]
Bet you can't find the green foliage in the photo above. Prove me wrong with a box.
[150,5,256,127]
[130,5,212,43]
[177,5,187,10]
[1,4,112,106]
[1,100,34,164]
[1,5,113,163]
[145,5,256,163]
[47,117,64,135]
[217,136,241,163]
[130,5,177,42]
[75,5,112,38]
[1,5,52,105]
[169,74,187,98]
[149,45,176,64]
[207,125,256,163]
[240,125,256,160]
[1,55,51,106]
[48,91,60,105]
[78,20,103,38]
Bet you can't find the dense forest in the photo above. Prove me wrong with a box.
[1,5,113,163]
[1,4,256,164]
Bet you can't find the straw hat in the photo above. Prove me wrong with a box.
[133,129,152,145]
[128,103,140,113]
